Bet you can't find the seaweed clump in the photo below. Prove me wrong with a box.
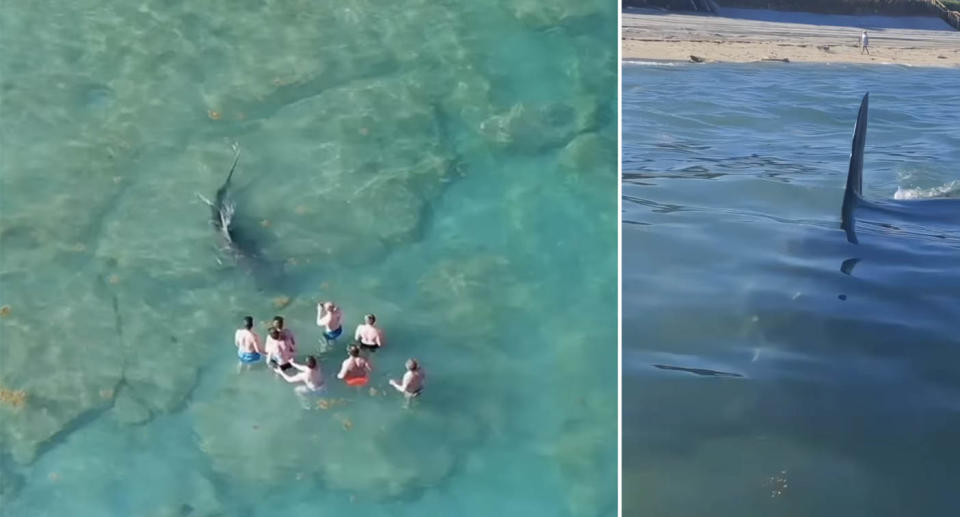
[0,386,28,410]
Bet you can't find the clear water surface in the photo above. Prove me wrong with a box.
[0,1,618,515]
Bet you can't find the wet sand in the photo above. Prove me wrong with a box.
[623,8,960,67]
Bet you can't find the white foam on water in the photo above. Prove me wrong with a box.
[623,59,681,67]
[894,180,960,200]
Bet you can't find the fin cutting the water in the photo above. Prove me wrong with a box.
[225,145,241,185]
[841,93,869,244]
[217,144,241,201]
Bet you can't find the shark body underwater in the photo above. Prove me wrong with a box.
[198,145,283,289]
[840,93,960,245]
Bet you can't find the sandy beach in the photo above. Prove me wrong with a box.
[623,8,960,67]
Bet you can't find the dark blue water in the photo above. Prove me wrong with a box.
[623,63,960,516]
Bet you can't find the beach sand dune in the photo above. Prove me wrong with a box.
[623,8,960,67]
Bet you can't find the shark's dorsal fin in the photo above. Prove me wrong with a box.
[224,144,241,187]
[841,93,869,244]
[213,145,241,209]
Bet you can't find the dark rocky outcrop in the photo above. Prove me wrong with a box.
[935,0,960,29]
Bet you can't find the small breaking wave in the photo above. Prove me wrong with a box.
[623,59,680,67]
[894,180,960,200]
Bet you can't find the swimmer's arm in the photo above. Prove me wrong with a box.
[317,303,332,325]
[354,326,362,341]
[288,360,308,372]
[277,369,305,384]
[389,372,411,392]
[337,361,349,379]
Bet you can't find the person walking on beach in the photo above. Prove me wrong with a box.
[234,316,264,372]
[337,345,372,386]
[860,30,869,55]
[316,301,343,350]
[354,314,384,352]
[265,327,295,371]
[389,358,425,406]
[274,355,325,406]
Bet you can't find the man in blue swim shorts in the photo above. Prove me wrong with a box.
[316,301,343,350]
[235,316,264,372]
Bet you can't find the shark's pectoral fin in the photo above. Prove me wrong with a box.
[841,93,869,244]
[196,193,216,207]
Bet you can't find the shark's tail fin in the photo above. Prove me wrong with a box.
[841,93,869,244]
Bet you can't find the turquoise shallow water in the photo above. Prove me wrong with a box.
[624,63,959,516]
[0,1,617,515]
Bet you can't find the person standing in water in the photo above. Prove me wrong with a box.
[274,355,325,405]
[234,316,264,372]
[354,314,384,352]
[860,30,869,55]
[316,301,343,350]
[271,316,297,357]
[337,345,372,386]
[389,358,425,405]
[265,327,295,371]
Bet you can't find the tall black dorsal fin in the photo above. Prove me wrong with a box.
[841,93,869,244]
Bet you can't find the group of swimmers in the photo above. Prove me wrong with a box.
[233,302,425,404]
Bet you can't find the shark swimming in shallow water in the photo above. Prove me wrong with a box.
[198,145,250,259]
[197,144,278,282]
[840,93,960,245]
[201,146,239,243]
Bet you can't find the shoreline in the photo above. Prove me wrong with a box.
[623,8,960,67]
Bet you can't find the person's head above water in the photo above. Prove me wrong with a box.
[242,316,253,330]
[324,302,336,311]
[348,345,360,357]
[272,316,284,329]
[268,327,281,340]
[365,314,376,325]
[406,358,419,371]
[306,356,317,369]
